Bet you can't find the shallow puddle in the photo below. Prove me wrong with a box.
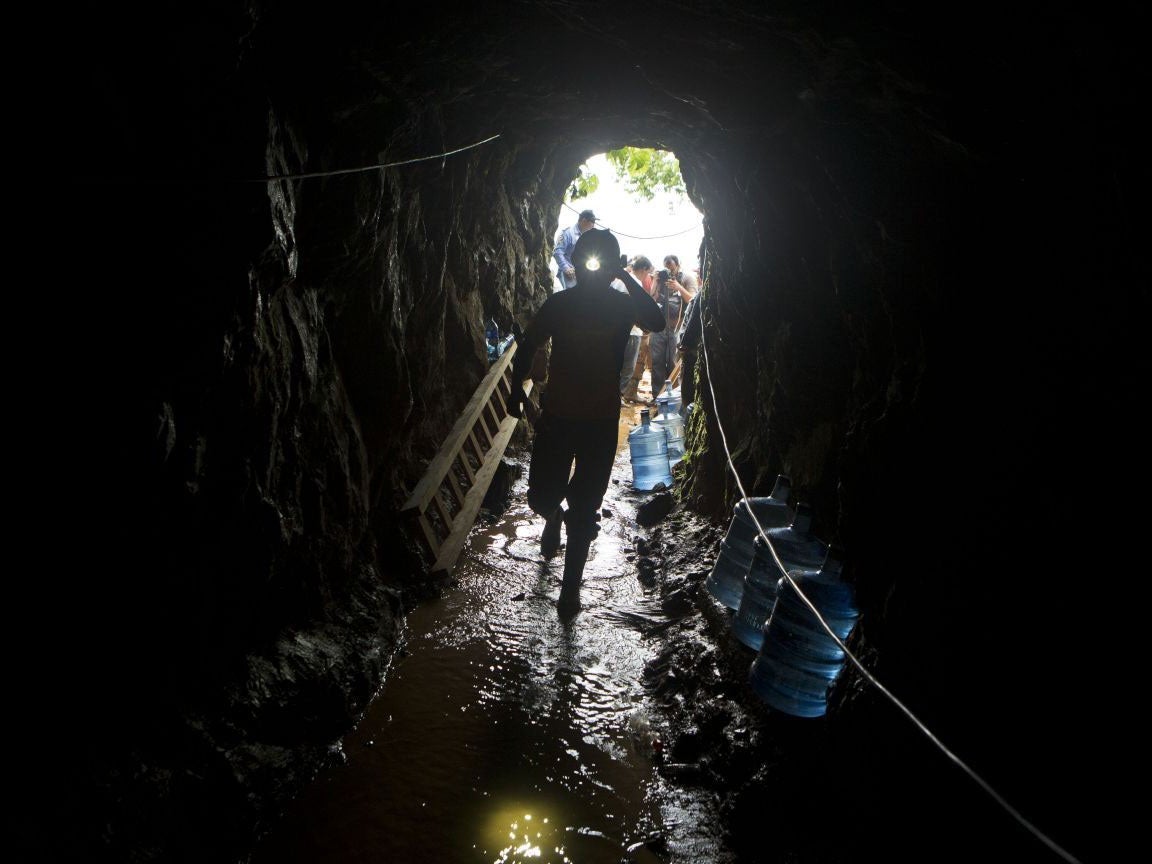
[252,400,728,864]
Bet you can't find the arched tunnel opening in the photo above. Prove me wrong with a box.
[547,149,704,295]
[27,4,1140,863]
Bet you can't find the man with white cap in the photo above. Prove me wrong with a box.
[552,209,597,290]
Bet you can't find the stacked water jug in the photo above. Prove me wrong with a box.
[628,409,673,490]
[705,475,793,609]
[731,504,827,650]
[652,405,685,468]
[655,381,682,417]
[705,477,861,717]
[749,547,859,717]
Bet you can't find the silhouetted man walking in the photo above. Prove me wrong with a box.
[511,229,665,612]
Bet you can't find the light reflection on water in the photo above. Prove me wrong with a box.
[485,807,573,864]
[252,440,725,863]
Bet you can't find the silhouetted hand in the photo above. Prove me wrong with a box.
[616,268,641,289]
[508,385,529,419]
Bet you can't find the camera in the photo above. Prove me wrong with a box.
[656,268,672,284]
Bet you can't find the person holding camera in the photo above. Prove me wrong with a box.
[649,255,698,403]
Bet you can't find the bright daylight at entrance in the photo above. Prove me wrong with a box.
[550,149,704,292]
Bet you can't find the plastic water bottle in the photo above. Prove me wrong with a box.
[628,409,673,490]
[731,504,826,650]
[749,548,859,717]
[653,407,685,467]
[705,475,792,609]
[485,319,499,361]
[655,381,681,417]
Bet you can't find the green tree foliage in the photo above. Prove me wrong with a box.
[605,147,685,201]
[566,164,599,201]
[565,148,686,203]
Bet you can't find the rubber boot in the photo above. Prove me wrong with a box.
[541,506,565,559]
[557,533,592,615]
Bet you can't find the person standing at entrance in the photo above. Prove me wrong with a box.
[552,209,597,291]
[510,229,665,612]
[649,255,698,402]
[677,290,702,412]
[614,255,654,399]
[621,256,658,402]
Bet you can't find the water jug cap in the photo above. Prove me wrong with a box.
[640,408,650,425]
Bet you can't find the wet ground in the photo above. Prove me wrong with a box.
[251,389,742,864]
[246,380,1059,864]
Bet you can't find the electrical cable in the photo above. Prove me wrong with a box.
[560,201,701,241]
[695,279,1083,864]
[253,133,502,182]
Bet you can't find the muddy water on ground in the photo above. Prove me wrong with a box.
[252,401,727,864]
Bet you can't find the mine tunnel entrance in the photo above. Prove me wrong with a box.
[546,146,704,417]
[545,148,704,294]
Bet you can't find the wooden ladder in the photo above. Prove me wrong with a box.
[400,342,533,578]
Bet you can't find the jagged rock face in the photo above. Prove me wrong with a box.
[37,2,1138,861]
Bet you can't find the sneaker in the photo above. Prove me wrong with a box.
[541,507,564,558]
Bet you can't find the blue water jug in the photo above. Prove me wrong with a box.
[495,333,515,357]
[655,381,682,417]
[749,548,859,717]
[653,408,685,467]
[731,504,826,650]
[705,475,792,609]
[485,319,499,361]
[628,409,673,491]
